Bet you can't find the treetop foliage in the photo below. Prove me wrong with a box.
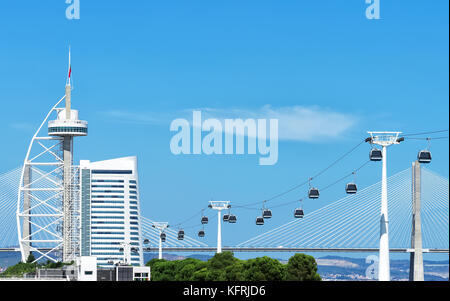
[146,252,321,281]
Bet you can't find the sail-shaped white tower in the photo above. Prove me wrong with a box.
[17,49,88,263]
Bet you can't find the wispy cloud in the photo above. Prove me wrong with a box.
[190,105,358,142]
[102,110,169,125]
[9,122,35,132]
[102,105,358,142]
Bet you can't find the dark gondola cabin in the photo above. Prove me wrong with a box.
[345,183,358,194]
[417,150,432,163]
[294,209,304,218]
[256,217,264,225]
[201,216,209,224]
[228,215,237,223]
[223,214,230,222]
[370,149,382,161]
[308,188,320,199]
[143,239,150,244]
[198,230,205,238]
[262,209,272,219]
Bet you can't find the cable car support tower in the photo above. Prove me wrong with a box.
[209,201,231,254]
[366,131,403,281]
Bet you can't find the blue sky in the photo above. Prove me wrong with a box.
[0,1,448,260]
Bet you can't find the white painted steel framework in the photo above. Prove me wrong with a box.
[17,50,86,263]
[17,96,65,263]
[16,96,84,263]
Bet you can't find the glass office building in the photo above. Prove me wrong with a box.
[80,156,144,267]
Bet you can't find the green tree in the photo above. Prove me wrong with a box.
[242,256,285,281]
[285,253,321,281]
[150,260,177,281]
[174,258,206,281]
[1,262,37,277]
[205,252,239,281]
[26,253,36,264]
[191,267,208,281]
[223,260,246,281]
[144,252,322,282]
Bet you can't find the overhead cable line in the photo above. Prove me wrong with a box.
[402,129,448,137]
[234,139,366,208]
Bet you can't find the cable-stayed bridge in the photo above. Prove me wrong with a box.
[1,165,448,254]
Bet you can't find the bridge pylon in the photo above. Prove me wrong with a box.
[409,161,424,281]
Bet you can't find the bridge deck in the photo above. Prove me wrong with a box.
[1,247,448,253]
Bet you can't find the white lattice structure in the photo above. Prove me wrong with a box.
[16,50,87,263]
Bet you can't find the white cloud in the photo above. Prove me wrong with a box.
[9,122,35,132]
[102,105,358,142]
[103,110,168,125]
[192,105,358,142]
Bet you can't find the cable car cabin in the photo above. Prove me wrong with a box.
[198,230,205,238]
[143,239,150,244]
[256,217,264,225]
[178,234,184,241]
[370,149,382,161]
[417,150,432,163]
[345,183,358,194]
[161,237,166,243]
[201,216,209,224]
[178,230,185,236]
[308,188,320,199]
[223,214,230,222]
[160,233,166,239]
[228,215,237,223]
[262,209,272,219]
[294,209,304,218]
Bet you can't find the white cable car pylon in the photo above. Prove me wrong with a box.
[208,201,231,253]
[152,222,169,260]
[366,131,403,281]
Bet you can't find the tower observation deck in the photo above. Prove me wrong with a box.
[48,110,88,137]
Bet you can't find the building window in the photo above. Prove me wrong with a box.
[92,170,133,174]
[92,180,124,183]
[92,190,125,194]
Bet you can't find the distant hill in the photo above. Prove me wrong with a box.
[143,253,213,262]
[0,252,21,273]
[316,255,449,281]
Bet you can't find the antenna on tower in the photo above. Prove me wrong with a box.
[65,46,72,120]
[66,46,72,87]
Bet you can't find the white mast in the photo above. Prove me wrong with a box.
[367,131,402,281]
